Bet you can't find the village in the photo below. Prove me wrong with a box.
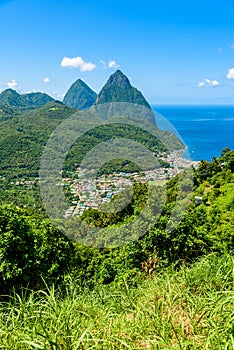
[63,151,199,218]
[9,151,199,217]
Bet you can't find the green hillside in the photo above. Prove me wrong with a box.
[0,88,54,110]
[21,91,54,108]
[0,150,233,293]
[0,151,233,349]
[0,102,183,184]
[0,101,76,180]
[0,104,20,122]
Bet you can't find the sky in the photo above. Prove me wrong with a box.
[0,0,234,104]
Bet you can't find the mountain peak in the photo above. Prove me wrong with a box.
[2,88,19,94]
[95,70,152,111]
[0,89,20,99]
[63,79,97,110]
[0,89,54,109]
[106,70,131,89]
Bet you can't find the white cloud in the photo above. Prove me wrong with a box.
[100,59,107,68]
[229,43,234,49]
[60,56,96,71]
[6,79,19,89]
[227,68,234,80]
[218,48,223,54]
[44,77,50,83]
[108,60,119,68]
[197,78,220,88]
[100,59,119,69]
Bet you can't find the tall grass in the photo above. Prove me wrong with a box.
[0,253,233,349]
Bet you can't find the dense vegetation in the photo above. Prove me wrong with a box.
[0,72,233,347]
[0,150,233,290]
[0,100,182,209]
[0,104,21,122]
[63,123,177,173]
[0,253,233,349]
[0,149,233,348]
[0,101,75,180]
[0,88,54,110]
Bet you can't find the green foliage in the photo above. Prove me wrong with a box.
[144,205,213,266]
[0,148,233,347]
[0,253,233,349]
[0,104,20,122]
[0,101,75,179]
[0,72,233,348]
[0,89,24,108]
[0,88,54,110]
[21,92,54,109]
[64,123,172,173]
[0,104,182,209]
[0,205,75,294]
[72,151,234,280]
[1,150,234,296]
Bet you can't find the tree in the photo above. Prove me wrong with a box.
[0,204,75,294]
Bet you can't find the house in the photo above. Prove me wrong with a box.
[195,196,203,205]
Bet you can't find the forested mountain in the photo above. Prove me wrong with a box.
[0,89,54,110]
[0,101,75,179]
[95,70,152,110]
[0,104,20,122]
[0,71,184,181]
[63,79,97,109]
[0,102,183,183]
[0,73,233,349]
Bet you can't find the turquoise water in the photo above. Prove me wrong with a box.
[153,105,234,161]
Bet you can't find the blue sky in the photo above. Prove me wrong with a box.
[1,0,234,104]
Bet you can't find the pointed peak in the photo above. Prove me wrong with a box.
[112,69,126,76]
[63,78,97,110]
[73,78,88,85]
[67,78,95,91]
[106,70,131,88]
[1,88,20,95]
[95,70,152,113]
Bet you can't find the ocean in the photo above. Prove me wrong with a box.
[153,105,234,161]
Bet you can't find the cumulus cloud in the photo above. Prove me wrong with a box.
[60,56,96,71]
[108,60,119,68]
[100,59,120,69]
[227,68,234,80]
[197,79,220,88]
[44,77,50,83]
[6,79,19,89]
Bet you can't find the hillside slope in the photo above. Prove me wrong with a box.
[0,89,54,110]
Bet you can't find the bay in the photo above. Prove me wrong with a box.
[153,105,234,161]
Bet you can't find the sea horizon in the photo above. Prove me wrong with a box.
[152,104,234,162]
